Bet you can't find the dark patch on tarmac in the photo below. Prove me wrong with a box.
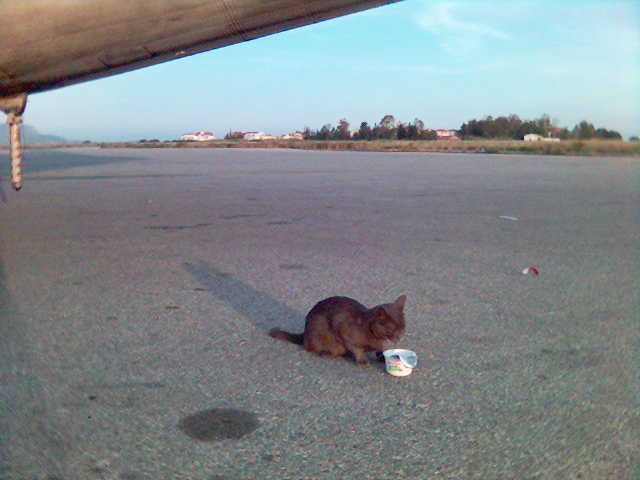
[219,214,264,220]
[0,472,63,480]
[7,476,66,480]
[429,298,451,306]
[145,223,214,231]
[463,334,500,345]
[267,221,291,225]
[77,382,166,390]
[279,263,307,270]
[120,472,142,480]
[18,150,139,175]
[540,348,603,369]
[29,174,197,181]
[178,408,260,441]
[61,382,166,409]
[413,192,446,198]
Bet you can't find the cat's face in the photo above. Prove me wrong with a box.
[371,295,406,342]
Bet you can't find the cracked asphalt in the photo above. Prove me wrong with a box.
[1,147,638,480]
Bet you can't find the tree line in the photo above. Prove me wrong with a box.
[459,114,621,140]
[302,114,622,141]
[304,115,437,141]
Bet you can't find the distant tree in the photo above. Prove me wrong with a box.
[493,116,509,137]
[420,129,438,140]
[573,120,597,139]
[225,131,245,140]
[486,114,521,138]
[459,118,479,137]
[404,118,425,139]
[397,123,408,140]
[630,136,639,142]
[335,118,351,140]
[518,120,544,138]
[595,128,622,140]
[481,116,497,137]
[461,113,558,139]
[506,114,523,138]
[358,121,372,140]
[595,128,608,139]
[377,114,397,139]
[535,114,553,137]
[318,124,332,140]
[379,114,396,129]
[302,127,312,139]
[458,113,622,140]
[607,130,622,140]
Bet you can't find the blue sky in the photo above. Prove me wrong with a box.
[8,0,640,141]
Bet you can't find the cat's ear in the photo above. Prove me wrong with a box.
[373,306,388,320]
[394,295,407,310]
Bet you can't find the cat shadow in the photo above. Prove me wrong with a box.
[183,260,389,366]
[183,260,302,333]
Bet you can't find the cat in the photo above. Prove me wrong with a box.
[269,295,406,365]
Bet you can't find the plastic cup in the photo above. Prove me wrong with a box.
[382,349,418,377]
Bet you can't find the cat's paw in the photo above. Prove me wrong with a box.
[356,357,370,366]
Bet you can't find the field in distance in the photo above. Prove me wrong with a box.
[98,138,640,156]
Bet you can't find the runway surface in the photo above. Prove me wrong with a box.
[1,148,638,479]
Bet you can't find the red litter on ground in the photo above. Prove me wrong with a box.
[522,266,540,276]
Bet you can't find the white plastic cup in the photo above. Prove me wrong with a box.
[382,349,418,377]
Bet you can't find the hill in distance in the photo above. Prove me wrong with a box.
[0,124,69,144]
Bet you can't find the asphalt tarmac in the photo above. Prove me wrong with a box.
[1,148,638,480]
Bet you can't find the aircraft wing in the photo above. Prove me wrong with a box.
[0,0,402,98]
[0,0,402,191]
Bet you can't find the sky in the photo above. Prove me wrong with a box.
[4,0,639,141]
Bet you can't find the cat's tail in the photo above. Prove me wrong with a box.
[269,328,304,345]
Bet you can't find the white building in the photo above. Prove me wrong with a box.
[181,131,215,141]
[280,132,304,140]
[244,131,275,141]
[524,133,560,142]
[435,129,459,140]
[524,133,543,142]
